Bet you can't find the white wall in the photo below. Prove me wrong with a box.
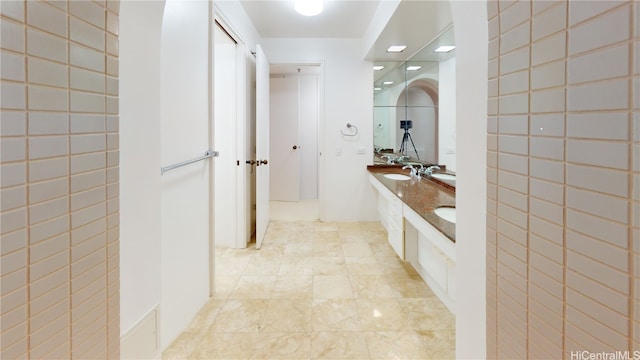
[261,38,377,221]
[159,0,212,349]
[119,0,164,348]
[451,1,488,359]
[438,57,456,171]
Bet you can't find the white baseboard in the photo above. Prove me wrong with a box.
[121,306,161,359]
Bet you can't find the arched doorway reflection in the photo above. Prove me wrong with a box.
[395,78,439,163]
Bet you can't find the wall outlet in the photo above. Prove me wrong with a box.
[446,147,456,154]
[356,146,366,154]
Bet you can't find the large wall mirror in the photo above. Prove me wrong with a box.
[373,25,456,171]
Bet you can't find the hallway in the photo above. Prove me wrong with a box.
[162,221,455,359]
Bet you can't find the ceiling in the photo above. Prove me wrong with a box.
[239,0,381,38]
[238,0,454,63]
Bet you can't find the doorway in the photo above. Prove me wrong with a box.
[268,64,321,221]
[395,79,439,164]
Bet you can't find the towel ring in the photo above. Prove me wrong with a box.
[340,123,358,137]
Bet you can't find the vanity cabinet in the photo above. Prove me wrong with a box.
[404,205,455,312]
[369,174,404,259]
[368,171,456,313]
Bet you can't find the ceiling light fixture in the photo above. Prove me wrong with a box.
[434,45,456,53]
[374,87,382,91]
[295,0,323,16]
[373,65,384,71]
[406,65,422,71]
[386,45,407,53]
[383,81,394,85]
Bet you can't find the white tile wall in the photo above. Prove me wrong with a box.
[489,5,637,356]
[0,1,120,358]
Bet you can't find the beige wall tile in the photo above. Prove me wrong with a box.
[566,139,628,169]
[70,92,106,113]
[26,1,67,37]
[69,1,106,29]
[568,250,628,294]
[71,152,106,174]
[71,203,106,229]
[499,0,530,32]
[531,87,564,113]
[70,67,105,93]
[0,111,26,136]
[530,178,563,205]
[567,112,629,141]
[28,135,68,160]
[72,218,106,246]
[0,228,26,256]
[1,51,25,82]
[530,215,563,243]
[1,20,25,53]
[70,134,106,155]
[71,187,106,211]
[567,307,628,350]
[567,163,628,197]
[0,207,27,235]
[529,197,563,225]
[29,157,68,182]
[1,83,26,110]
[70,44,105,72]
[29,214,69,244]
[498,152,528,174]
[70,170,106,194]
[568,4,631,56]
[500,46,530,74]
[499,70,528,95]
[28,113,69,135]
[532,1,566,40]
[530,137,563,160]
[567,209,628,247]
[29,197,68,224]
[569,0,628,27]
[502,21,531,58]
[1,163,26,189]
[26,28,67,63]
[0,0,25,21]
[28,85,68,111]
[498,134,528,155]
[531,60,565,90]
[532,32,565,66]
[0,186,26,212]
[568,44,629,84]
[70,17,105,51]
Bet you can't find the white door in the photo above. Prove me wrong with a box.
[255,45,270,249]
[269,76,300,201]
[159,0,212,348]
[214,22,242,249]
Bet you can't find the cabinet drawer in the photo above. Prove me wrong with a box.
[388,222,404,260]
[388,203,403,228]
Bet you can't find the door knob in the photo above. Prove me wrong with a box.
[245,160,256,165]
[259,159,268,165]
[293,145,299,150]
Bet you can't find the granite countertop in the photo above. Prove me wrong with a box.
[367,165,456,242]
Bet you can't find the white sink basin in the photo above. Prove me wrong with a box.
[434,207,456,223]
[431,173,456,181]
[383,173,411,181]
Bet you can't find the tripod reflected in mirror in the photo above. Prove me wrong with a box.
[399,120,419,159]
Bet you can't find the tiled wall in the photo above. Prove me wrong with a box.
[1,1,119,358]
[486,0,639,357]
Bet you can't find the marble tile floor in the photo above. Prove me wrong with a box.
[162,221,455,359]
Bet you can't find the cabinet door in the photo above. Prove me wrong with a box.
[388,221,404,259]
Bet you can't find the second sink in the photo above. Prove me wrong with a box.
[383,173,411,181]
[434,206,456,223]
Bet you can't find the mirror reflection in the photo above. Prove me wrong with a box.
[373,25,456,171]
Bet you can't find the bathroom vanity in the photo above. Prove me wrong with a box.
[368,165,456,312]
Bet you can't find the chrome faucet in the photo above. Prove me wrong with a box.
[421,165,441,176]
[381,155,398,164]
[402,165,418,178]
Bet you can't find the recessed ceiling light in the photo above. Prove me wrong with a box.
[434,45,456,53]
[373,65,384,71]
[386,45,407,53]
[374,87,382,91]
[383,81,394,85]
[406,65,422,71]
[294,0,323,16]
